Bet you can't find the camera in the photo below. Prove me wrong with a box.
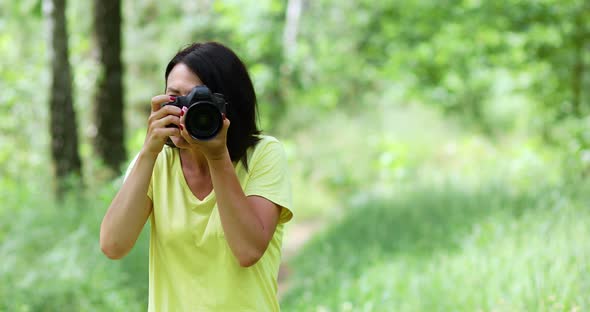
[162,85,227,140]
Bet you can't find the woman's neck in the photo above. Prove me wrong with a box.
[179,148,210,176]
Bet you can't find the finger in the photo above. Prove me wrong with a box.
[179,119,194,143]
[179,106,187,128]
[153,127,181,139]
[149,105,182,123]
[177,107,193,140]
[152,115,181,129]
[151,95,177,112]
[219,116,231,135]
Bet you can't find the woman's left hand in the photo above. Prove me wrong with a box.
[179,106,231,161]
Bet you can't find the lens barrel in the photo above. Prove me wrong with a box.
[185,101,224,140]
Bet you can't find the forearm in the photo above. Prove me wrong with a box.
[208,150,271,266]
[100,151,156,259]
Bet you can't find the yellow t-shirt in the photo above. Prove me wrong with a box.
[127,135,292,311]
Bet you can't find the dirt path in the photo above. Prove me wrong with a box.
[278,219,326,298]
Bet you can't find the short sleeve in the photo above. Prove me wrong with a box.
[124,152,153,200]
[244,138,293,224]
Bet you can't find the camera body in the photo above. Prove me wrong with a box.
[162,85,227,141]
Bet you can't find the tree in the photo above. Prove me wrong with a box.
[92,0,126,175]
[43,0,82,197]
[279,0,304,121]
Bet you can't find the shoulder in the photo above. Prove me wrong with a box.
[248,135,286,164]
[162,145,177,159]
[123,147,176,181]
[243,135,293,222]
[158,145,177,162]
[152,145,179,173]
[255,134,281,147]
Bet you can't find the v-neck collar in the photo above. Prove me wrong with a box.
[175,149,215,205]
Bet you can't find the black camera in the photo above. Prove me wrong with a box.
[162,85,227,140]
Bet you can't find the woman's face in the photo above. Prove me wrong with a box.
[165,63,203,148]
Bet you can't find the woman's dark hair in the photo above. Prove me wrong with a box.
[165,42,261,170]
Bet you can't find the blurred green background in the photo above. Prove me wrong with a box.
[1,0,589,311]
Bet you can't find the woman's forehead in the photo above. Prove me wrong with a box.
[167,63,203,94]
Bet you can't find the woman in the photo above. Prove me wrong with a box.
[100,42,293,311]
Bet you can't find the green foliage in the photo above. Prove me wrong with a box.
[284,0,589,136]
[2,0,589,182]
[281,177,590,311]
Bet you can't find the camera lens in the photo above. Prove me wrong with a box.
[185,102,222,140]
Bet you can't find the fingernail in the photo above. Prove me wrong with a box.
[180,110,184,116]
[179,124,184,130]
[222,113,226,120]
[169,96,176,101]
[182,106,188,113]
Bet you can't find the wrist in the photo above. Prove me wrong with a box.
[139,148,160,161]
[206,147,231,166]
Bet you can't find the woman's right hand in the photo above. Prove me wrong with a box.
[142,95,182,156]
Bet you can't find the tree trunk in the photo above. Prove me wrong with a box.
[283,0,303,61]
[43,0,82,197]
[268,0,304,129]
[93,0,126,174]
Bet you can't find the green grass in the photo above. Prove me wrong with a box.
[0,181,150,312]
[3,173,586,311]
[280,178,590,311]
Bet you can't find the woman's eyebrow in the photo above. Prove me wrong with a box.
[166,87,181,94]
